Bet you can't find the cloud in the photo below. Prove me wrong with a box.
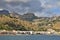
[5,0,30,2]
[39,0,60,16]
[40,0,60,8]
[5,0,43,13]
[57,1,60,7]
[0,0,60,17]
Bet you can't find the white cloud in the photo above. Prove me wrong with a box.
[34,12,45,17]
[57,1,60,7]
[39,0,46,6]
[0,9,4,10]
[40,0,60,8]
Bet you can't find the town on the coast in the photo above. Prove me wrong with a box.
[0,29,60,35]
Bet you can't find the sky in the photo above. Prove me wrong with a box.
[0,0,60,17]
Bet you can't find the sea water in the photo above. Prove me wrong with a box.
[0,35,60,40]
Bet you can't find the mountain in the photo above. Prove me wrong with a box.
[10,12,21,18]
[0,9,38,21]
[0,9,10,16]
[20,13,38,21]
[10,12,38,21]
[0,9,60,31]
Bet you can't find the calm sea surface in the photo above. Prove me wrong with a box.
[0,35,60,40]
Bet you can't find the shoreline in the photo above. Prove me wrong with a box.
[0,30,60,36]
[0,34,60,36]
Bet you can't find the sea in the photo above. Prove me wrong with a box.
[0,35,60,40]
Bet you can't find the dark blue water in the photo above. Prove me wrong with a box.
[0,35,60,40]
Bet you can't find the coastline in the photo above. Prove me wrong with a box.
[0,30,60,36]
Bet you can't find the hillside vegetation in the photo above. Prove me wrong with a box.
[0,15,60,31]
[0,15,39,31]
[0,10,60,31]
